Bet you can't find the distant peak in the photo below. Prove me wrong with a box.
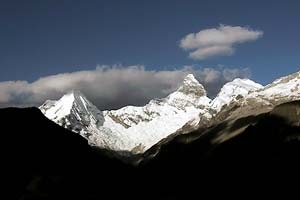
[177,74,207,96]
[231,78,249,82]
[225,78,263,89]
[66,89,84,97]
[184,73,197,81]
[182,74,200,86]
[51,90,91,110]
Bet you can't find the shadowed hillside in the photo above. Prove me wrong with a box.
[0,108,132,199]
[1,105,300,199]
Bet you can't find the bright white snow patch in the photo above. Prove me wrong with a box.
[41,91,75,120]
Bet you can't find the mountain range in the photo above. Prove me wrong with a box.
[2,71,300,199]
[40,71,300,161]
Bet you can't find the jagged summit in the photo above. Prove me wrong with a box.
[67,89,85,97]
[177,74,207,97]
[40,90,104,138]
[166,74,210,109]
[41,90,94,119]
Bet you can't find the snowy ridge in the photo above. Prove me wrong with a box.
[249,71,300,103]
[40,71,300,156]
[210,78,263,112]
[40,74,212,154]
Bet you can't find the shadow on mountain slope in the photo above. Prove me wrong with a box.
[1,102,300,199]
[139,101,300,196]
[0,108,132,199]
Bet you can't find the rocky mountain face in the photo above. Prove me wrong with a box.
[40,71,300,157]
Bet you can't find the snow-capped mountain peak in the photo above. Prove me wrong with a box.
[210,78,263,111]
[40,90,104,137]
[177,74,207,97]
[166,74,211,109]
[40,90,77,120]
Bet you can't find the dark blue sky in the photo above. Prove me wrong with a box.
[0,0,299,84]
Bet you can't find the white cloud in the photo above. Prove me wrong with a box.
[189,45,235,60]
[180,25,263,60]
[0,65,251,109]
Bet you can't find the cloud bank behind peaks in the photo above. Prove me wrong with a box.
[0,66,251,110]
[180,25,263,60]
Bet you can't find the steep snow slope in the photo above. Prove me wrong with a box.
[250,71,300,103]
[40,90,104,138]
